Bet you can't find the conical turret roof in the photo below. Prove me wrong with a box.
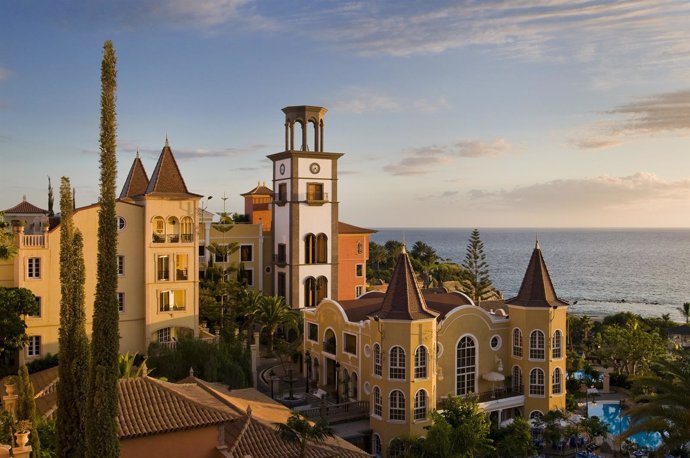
[119,154,149,199]
[374,247,438,320]
[145,141,200,197]
[507,241,568,308]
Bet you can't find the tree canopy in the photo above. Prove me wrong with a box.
[0,288,39,359]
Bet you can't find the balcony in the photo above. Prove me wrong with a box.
[274,253,287,266]
[21,234,47,248]
[306,192,328,206]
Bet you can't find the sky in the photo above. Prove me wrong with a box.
[1,0,689,228]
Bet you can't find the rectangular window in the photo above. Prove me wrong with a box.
[278,183,287,202]
[344,333,357,355]
[307,323,319,342]
[277,272,286,298]
[157,255,170,281]
[241,268,254,286]
[117,255,125,276]
[355,285,363,298]
[157,328,171,343]
[198,245,205,257]
[307,183,324,201]
[27,257,41,279]
[27,336,41,357]
[240,245,253,262]
[276,243,287,264]
[118,292,125,313]
[214,245,229,263]
[28,296,41,318]
[159,290,186,312]
[176,254,188,281]
[356,264,363,277]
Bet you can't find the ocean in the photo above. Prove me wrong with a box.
[371,228,690,322]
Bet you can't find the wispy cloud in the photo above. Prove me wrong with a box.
[384,137,512,175]
[574,90,690,149]
[470,172,690,209]
[331,87,450,114]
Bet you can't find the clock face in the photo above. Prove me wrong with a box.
[310,162,320,174]
[279,163,285,175]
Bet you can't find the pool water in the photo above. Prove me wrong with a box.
[587,403,662,450]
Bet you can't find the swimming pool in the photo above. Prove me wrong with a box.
[587,402,662,451]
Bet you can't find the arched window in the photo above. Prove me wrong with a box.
[529,330,545,360]
[373,344,382,377]
[373,434,382,458]
[305,233,316,264]
[552,368,562,394]
[349,371,358,400]
[456,336,476,395]
[529,368,545,396]
[152,216,165,243]
[529,410,543,420]
[389,390,405,421]
[316,233,328,263]
[180,216,193,242]
[389,346,406,380]
[512,365,523,392]
[552,330,562,359]
[324,329,336,354]
[304,277,316,307]
[414,346,428,379]
[373,386,382,417]
[414,389,427,420]
[166,216,180,243]
[316,276,328,303]
[512,328,523,358]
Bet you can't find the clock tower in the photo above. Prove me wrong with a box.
[268,106,343,309]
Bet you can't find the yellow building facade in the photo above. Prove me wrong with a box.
[303,243,567,457]
[0,143,202,362]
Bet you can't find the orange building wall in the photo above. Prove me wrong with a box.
[244,196,272,231]
[120,425,221,458]
[337,233,369,301]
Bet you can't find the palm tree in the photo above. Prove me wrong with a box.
[275,413,333,458]
[236,288,263,349]
[254,295,298,355]
[678,302,690,325]
[622,351,690,454]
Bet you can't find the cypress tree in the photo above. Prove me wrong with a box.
[17,364,41,457]
[85,40,120,457]
[461,229,494,304]
[57,177,89,458]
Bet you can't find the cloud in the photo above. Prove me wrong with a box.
[574,90,690,149]
[470,172,690,210]
[384,138,512,175]
[331,87,450,114]
[383,146,453,176]
[0,67,11,82]
[455,138,512,158]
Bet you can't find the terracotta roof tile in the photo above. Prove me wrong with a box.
[119,155,149,199]
[3,199,48,214]
[223,415,368,458]
[145,143,200,197]
[117,377,234,439]
[375,249,438,320]
[338,221,377,234]
[241,182,273,196]
[506,241,568,308]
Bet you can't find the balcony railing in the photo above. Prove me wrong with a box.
[274,253,287,265]
[306,192,328,205]
[22,234,47,248]
[300,400,370,423]
[469,385,524,403]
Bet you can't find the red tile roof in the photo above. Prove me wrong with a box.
[145,143,200,197]
[117,377,234,439]
[374,249,438,320]
[338,221,377,234]
[3,199,48,214]
[506,241,568,308]
[241,182,273,196]
[119,155,149,199]
[223,414,368,458]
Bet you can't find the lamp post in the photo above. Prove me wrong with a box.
[334,362,341,404]
[305,352,311,394]
[269,370,279,400]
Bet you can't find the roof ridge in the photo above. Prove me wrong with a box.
[144,143,192,195]
[376,250,437,320]
[507,243,568,308]
[119,155,149,199]
[224,414,253,456]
